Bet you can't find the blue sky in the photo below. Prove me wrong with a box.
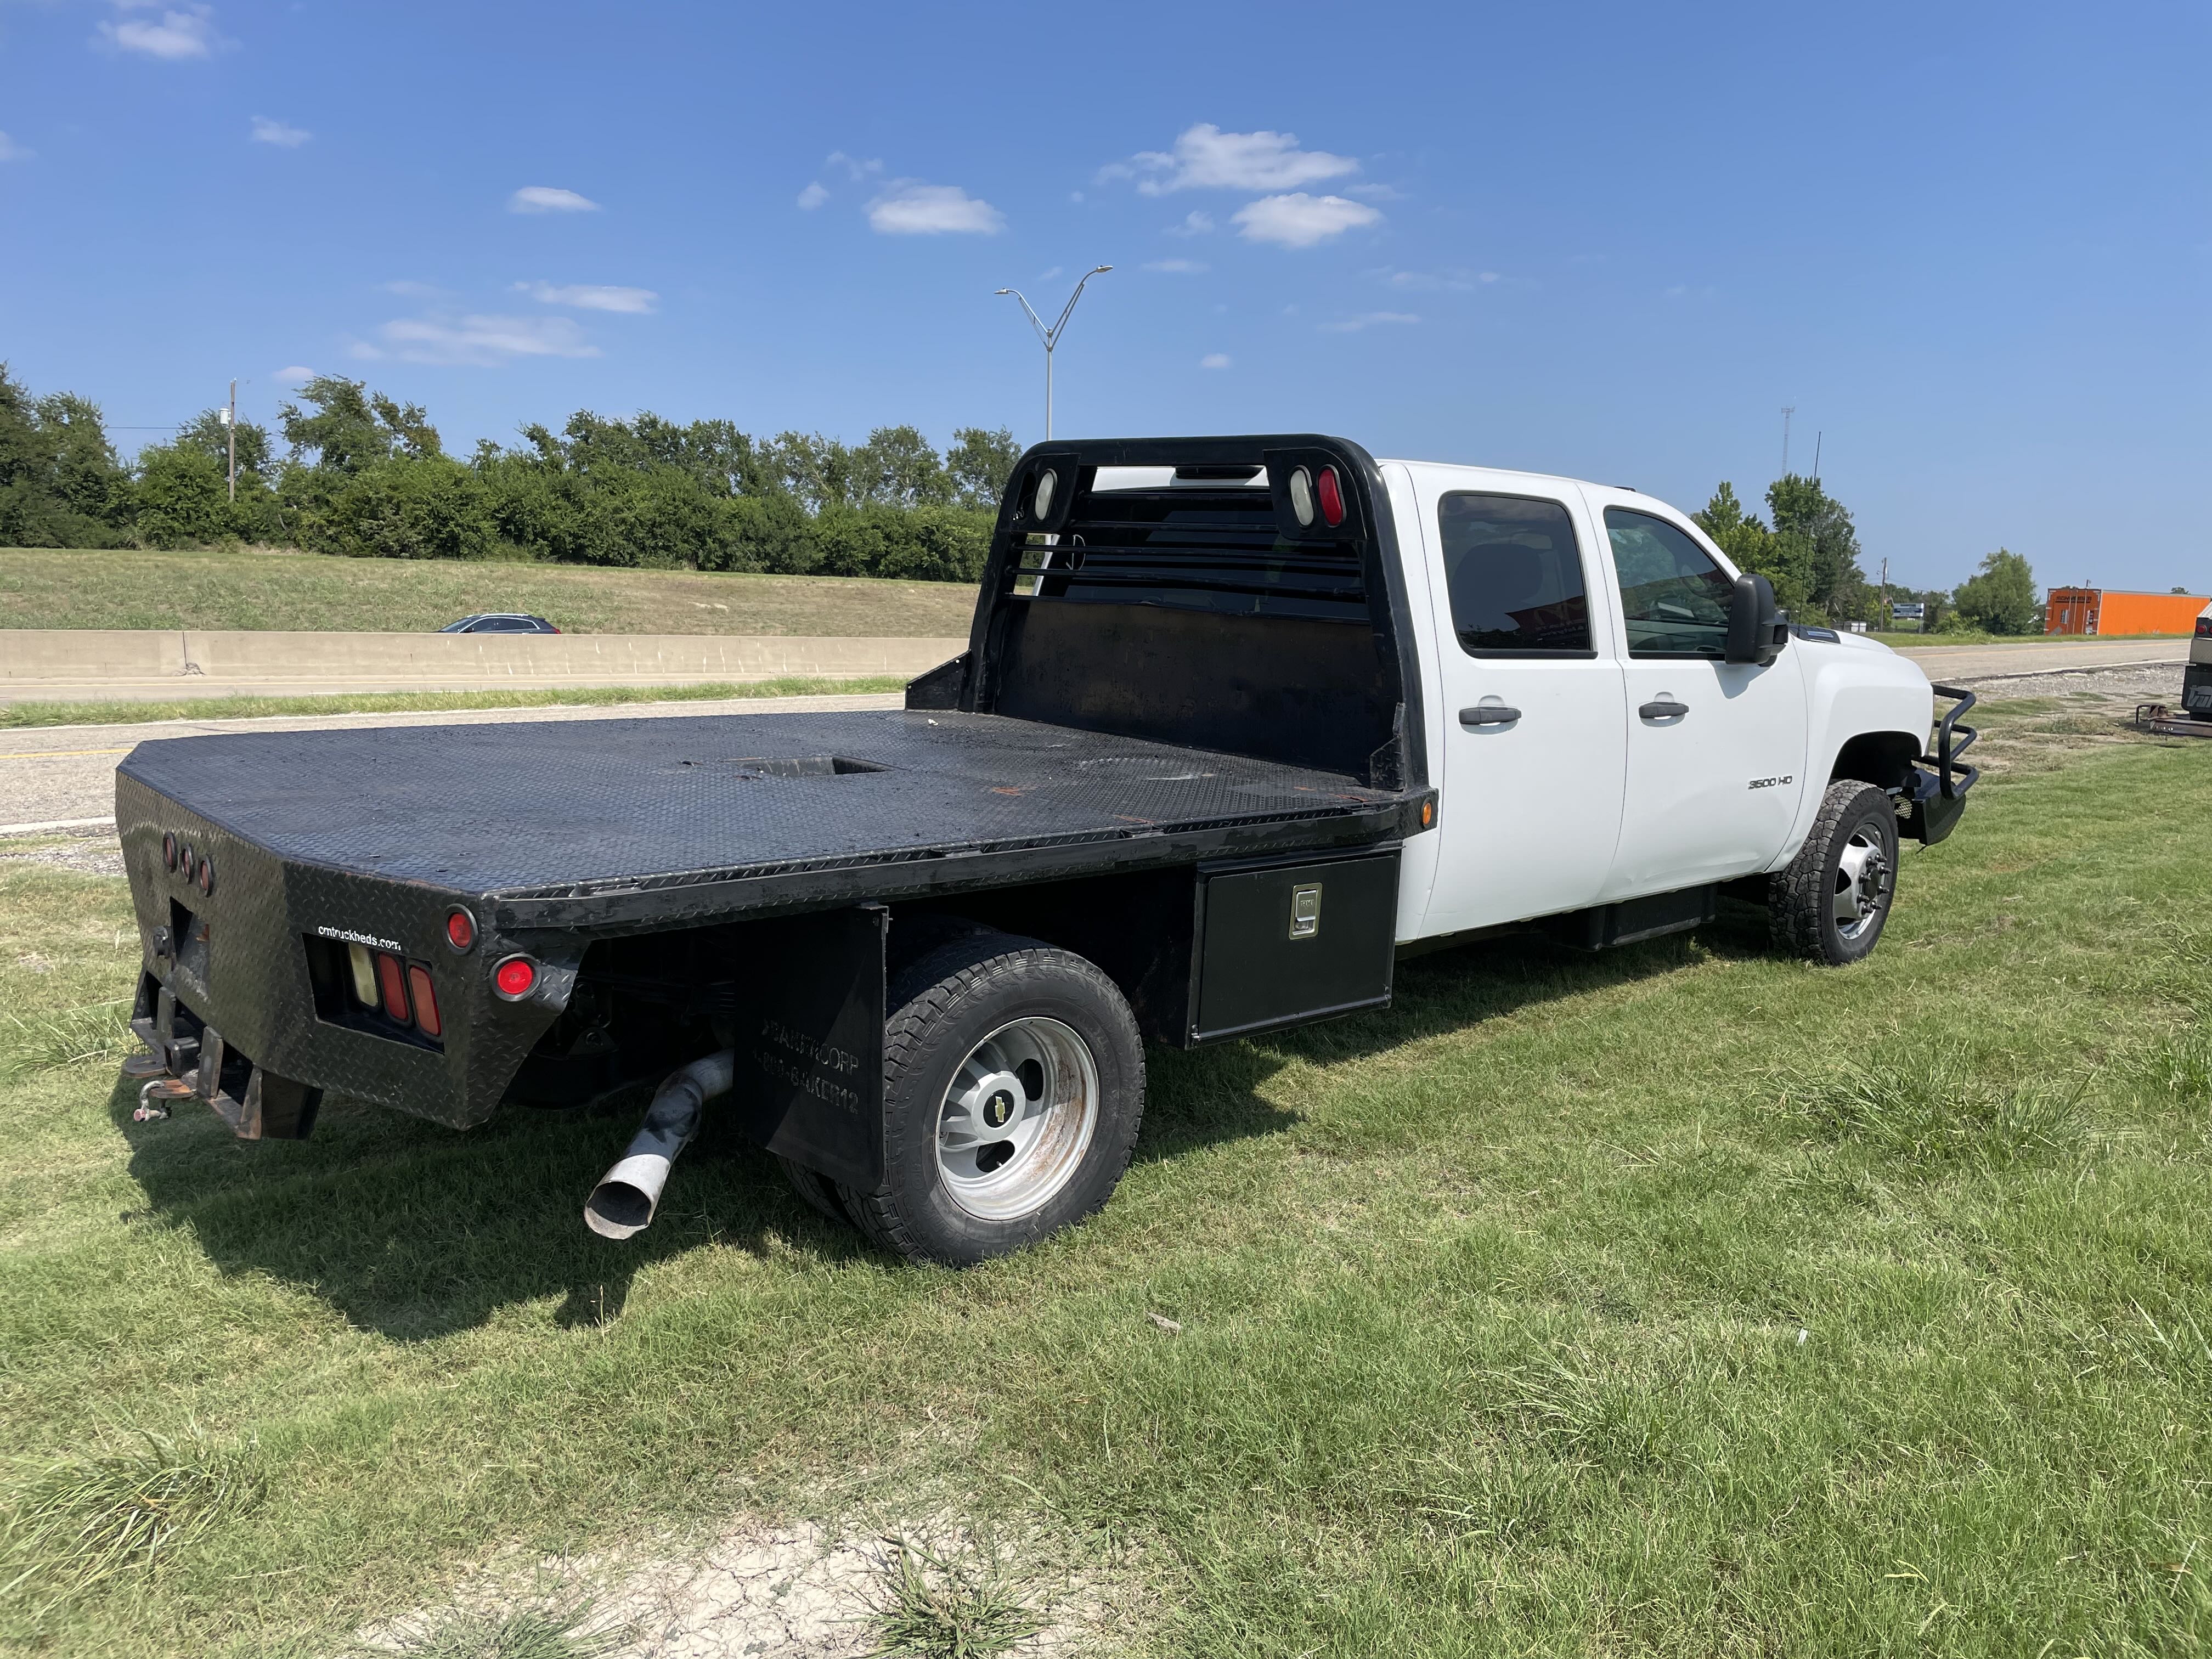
[1,0,2204,591]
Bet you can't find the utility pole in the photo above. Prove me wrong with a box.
[995,267,1113,441]
[1812,431,1822,483]
[1780,407,1795,476]
[1880,557,1890,632]
[225,379,237,503]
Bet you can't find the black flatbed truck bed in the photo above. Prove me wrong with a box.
[118,435,1438,1261]
[119,707,1418,928]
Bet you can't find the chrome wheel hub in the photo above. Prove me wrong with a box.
[1832,828,1892,940]
[935,1017,1099,1221]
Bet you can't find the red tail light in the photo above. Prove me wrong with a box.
[493,956,537,999]
[445,909,476,952]
[1316,466,1345,528]
[375,951,409,1020]
[407,964,441,1037]
[2198,617,2211,639]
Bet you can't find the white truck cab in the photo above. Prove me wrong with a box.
[1376,459,1968,960]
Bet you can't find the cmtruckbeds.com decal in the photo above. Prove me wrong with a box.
[315,924,404,952]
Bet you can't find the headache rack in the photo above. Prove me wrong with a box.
[916,435,1429,793]
[1014,466,1369,622]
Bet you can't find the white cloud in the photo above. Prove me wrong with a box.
[0,131,30,163]
[865,181,1004,235]
[1371,266,1491,291]
[509,185,600,214]
[1344,182,1405,201]
[356,313,599,367]
[99,4,222,59]
[250,115,309,148]
[1144,258,1209,274]
[273,365,314,385]
[514,280,658,314]
[1321,311,1421,332]
[1200,353,1232,370]
[796,181,828,210]
[382,279,448,298]
[1165,210,1215,237]
[1232,193,1382,248]
[825,151,883,182]
[1111,123,1359,196]
[1038,266,1063,280]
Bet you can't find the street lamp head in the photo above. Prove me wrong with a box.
[994,288,1012,295]
[1091,264,1113,274]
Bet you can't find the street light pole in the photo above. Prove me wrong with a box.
[995,266,1112,441]
[226,379,237,503]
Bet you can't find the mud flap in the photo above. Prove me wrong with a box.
[730,905,886,1193]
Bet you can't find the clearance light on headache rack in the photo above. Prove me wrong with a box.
[1287,467,1316,527]
[493,956,537,1000]
[445,908,476,952]
[1316,466,1346,528]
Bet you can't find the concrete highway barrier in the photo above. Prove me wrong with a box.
[0,630,969,703]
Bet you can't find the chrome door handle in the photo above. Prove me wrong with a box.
[1639,699,1690,721]
[1459,705,1522,727]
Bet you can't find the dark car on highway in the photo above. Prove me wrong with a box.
[439,614,560,634]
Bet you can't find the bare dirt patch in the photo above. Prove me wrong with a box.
[360,1516,1144,1659]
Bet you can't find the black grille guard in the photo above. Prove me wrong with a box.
[1903,682,1978,844]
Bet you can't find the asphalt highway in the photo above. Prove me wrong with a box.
[0,691,904,834]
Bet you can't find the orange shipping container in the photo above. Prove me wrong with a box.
[2045,587,2211,636]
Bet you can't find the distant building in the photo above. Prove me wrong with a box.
[2045,587,2210,636]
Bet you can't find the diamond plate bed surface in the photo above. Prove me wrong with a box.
[118,709,1400,896]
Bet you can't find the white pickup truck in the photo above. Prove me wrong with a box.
[116,435,1976,1263]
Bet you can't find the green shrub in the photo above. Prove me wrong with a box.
[308,456,496,561]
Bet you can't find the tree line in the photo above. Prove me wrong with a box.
[0,364,1020,583]
[3,360,2046,624]
[1695,476,2040,633]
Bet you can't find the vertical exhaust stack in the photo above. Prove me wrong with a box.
[584,1049,736,1240]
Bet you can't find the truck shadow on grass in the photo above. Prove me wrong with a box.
[110,907,1770,1342]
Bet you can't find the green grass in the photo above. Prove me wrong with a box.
[2,704,2210,1654]
[0,546,979,637]
[0,677,909,730]
[1870,628,2181,647]
[374,1599,631,1659]
[866,1533,1048,1658]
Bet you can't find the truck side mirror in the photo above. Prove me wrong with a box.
[1726,573,1787,666]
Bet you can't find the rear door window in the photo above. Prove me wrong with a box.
[1604,508,1734,658]
[1436,493,1592,655]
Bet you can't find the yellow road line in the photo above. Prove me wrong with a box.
[0,746,133,760]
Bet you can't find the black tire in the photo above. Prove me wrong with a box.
[775,1153,850,1224]
[836,932,1145,1266]
[1769,780,1900,965]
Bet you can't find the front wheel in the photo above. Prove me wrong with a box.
[1769,780,1900,965]
[836,932,1146,1265]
